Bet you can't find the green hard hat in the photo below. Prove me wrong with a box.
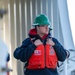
[32,14,52,30]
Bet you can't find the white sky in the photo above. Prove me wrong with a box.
[67,0,75,46]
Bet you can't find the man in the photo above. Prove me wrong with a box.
[0,40,10,75]
[0,9,10,75]
[0,9,10,63]
[13,14,69,75]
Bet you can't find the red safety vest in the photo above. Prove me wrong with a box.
[27,44,58,69]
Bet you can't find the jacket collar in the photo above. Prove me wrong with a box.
[28,28,51,40]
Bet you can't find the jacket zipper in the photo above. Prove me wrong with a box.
[44,45,46,68]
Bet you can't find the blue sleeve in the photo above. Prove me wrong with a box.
[13,38,37,62]
[52,38,67,62]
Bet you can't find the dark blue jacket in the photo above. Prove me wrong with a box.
[13,29,67,75]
